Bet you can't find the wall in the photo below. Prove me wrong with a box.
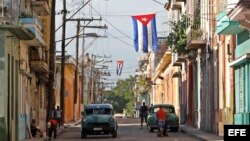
[0,30,20,141]
[64,63,75,122]
[0,30,7,141]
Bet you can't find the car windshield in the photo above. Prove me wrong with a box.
[85,108,112,115]
[152,106,175,113]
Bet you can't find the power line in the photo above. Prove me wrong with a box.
[77,11,166,17]
[56,0,92,32]
[89,5,134,41]
[152,0,164,6]
[106,32,134,47]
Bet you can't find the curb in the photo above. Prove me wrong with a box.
[25,120,80,141]
[180,128,207,141]
[180,127,224,141]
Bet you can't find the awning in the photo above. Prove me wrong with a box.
[229,53,250,67]
[0,25,35,40]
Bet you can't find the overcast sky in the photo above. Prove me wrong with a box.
[55,0,168,85]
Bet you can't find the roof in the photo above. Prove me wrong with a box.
[85,104,113,109]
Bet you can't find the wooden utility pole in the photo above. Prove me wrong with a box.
[47,0,56,122]
[60,0,67,126]
[74,20,80,104]
[65,18,102,106]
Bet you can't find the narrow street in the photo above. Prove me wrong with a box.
[56,118,199,141]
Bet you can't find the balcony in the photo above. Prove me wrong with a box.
[172,1,182,10]
[19,18,45,46]
[152,52,171,81]
[31,0,50,16]
[171,52,185,67]
[227,0,250,29]
[216,11,244,35]
[176,53,186,62]
[186,24,207,50]
[30,59,49,73]
[164,0,172,10]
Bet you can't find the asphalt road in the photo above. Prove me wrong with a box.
[56,118,199,141]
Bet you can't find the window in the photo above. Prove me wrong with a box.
[85,108,112,115]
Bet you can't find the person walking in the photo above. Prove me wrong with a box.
[123,109,127,119]
[156,106,167,137]
[55,106,62,128]
[139,102,148,129]
[47,118,58,140]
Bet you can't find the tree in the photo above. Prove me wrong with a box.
[103,76,136,116]
[167,14,190,54]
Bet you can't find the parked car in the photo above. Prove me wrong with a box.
[147,104,179,132]
[81,104,118,138]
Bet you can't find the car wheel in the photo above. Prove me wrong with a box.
[149,127,154,132]
[112,130,117,138]
[81,129,87,138]
[172,127,179,132]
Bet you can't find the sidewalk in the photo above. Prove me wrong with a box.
[25,120,81,141]
[180,124,224,141]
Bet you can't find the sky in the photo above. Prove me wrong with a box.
[55,0,168,86]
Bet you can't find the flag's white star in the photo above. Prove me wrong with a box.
[141,17,148,21]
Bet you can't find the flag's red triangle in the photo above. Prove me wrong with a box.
[132,14,155,26]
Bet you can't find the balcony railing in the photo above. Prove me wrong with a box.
[19,18,45,46]
[227,0,250,29]
[186,24,207,49]
[30,58,49,73]
[31,0,50,16]
[0,0,19,25]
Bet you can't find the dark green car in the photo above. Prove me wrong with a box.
[81,104,118,138]
[147,104,179,132]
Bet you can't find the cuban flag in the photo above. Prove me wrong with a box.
[132,13,158,53]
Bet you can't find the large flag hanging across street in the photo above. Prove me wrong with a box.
[132,13,158,53]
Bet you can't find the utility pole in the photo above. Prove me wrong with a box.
[101,81,103,103]
[47,0,56,122]
[65,18,102,107]
[81,27,85,105]
[82,25,108,104]
[68,18,94,105]
[60,0,67,126]
[74,20,80,105]
[101,82,114,102]
[90,54,96,103]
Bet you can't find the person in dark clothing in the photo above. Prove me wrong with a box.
[55,106,62,128]
[139,102,148,129]
[30,119,43,138]
[47,118,58,139]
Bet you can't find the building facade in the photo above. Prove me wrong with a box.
[1,0,52,140]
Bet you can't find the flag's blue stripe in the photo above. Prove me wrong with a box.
[151,16,158,52]
[132,17,139,52]
[143,25,148,52]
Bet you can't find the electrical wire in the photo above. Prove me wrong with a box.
[89,4,134,41]
[152,0,164,6]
